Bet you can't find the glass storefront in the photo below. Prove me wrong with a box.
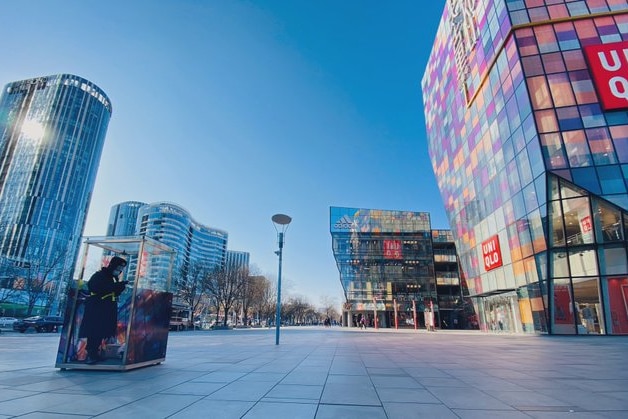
[549,176,628,334]
[477,292,521,333]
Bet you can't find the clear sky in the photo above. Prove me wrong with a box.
[0,0,448,309]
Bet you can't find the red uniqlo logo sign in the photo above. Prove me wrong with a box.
[580,215,592,233]
[584,41,628,111]
[383,240,402,259]
[482,235,502,272]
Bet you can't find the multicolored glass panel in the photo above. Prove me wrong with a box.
[423,0,628,334]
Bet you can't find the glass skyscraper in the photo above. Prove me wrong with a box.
[330,207,470,329]
[423,1,628,334]
[110,202,230,288]
[0,74,111,314]
[106,201,146,237]
[226,250,250,272]
[106,201,230,293]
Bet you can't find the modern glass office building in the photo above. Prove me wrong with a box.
[423,1,628,334]
[106,201,147,236]
[112,202,229,290]
[0,74,112,314]
[226,250,250,272]
[330,207,471,329]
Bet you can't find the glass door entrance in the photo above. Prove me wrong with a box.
[481,292,521,333]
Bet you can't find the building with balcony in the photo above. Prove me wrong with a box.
[107,201,228,292]
[422,0,628,334]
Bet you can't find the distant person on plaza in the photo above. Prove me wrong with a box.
[79,256,128,364]
[425,308,435,331]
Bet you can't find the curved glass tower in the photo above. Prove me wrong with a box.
[0,74,112,314]
[136,202,228,279]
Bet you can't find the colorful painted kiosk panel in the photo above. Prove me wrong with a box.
[55,236,176,371]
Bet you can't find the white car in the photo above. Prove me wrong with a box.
[0,317,18,327]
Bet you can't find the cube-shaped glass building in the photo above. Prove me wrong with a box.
[330,207,472,329]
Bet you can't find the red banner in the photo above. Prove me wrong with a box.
[580,215,592,233]
[482,235,503,271]
[383,239,402,259]
[584,41,628,111]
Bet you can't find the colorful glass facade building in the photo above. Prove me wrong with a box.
[330,207,471,329]
[138,202,228,292]
[0,74,111,314]
[422,0,628,334]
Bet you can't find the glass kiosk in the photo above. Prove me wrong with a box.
[56,236,176,371]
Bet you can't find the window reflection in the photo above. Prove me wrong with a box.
[604,277,628,335]
[550,201,565,246]
[568,248,597,277]
[553,277,576,334]
[598,247,627,276]
[573,277,603,335]
[551,250,569,278]
[592,199,623,243]
[562,197,594,245]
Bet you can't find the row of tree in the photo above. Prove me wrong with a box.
[0,254,340,325]
[0,251,68,317]
[176,262,339,328]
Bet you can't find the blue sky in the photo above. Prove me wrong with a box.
[0,0,447,308]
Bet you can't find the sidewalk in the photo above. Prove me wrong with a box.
[0,327,627,418]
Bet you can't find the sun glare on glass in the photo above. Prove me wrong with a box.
[20,119,46,140]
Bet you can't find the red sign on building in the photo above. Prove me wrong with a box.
[482,235,502,272]
[580,215,592,233]
[583,41,628,111]
[383,240,402,259]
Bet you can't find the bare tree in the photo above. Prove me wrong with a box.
[175,259,212,328]
[0,258,20,310]
[204,267,248,327]
[241,272,267,326]
[250,275,276,326]
[320,295,340,321]
[6,246,70,316]
[284,296,311,325]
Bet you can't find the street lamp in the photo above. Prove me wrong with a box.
[272,213,292,345]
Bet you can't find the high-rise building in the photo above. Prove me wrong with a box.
[226,250,250,273]
[423,1,628,334]
[106,201,146,236]
[0,74,112,314]
[330,207,470,329]
[131,202,228,288]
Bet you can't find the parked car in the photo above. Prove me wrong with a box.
[12,316,64,333]
[0,317,18,328]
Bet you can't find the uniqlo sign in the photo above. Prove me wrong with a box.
[580,215,592,233]
[482,235,503,272]
[584,41,628,111]
[383,240,402,259]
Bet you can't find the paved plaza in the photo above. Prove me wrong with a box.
[0,327,627,418]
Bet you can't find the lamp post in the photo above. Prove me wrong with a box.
[272,213,292,345]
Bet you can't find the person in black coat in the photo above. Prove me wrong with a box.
[79,256,127,364]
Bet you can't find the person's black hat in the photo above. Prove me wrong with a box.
[108,256,127,269]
